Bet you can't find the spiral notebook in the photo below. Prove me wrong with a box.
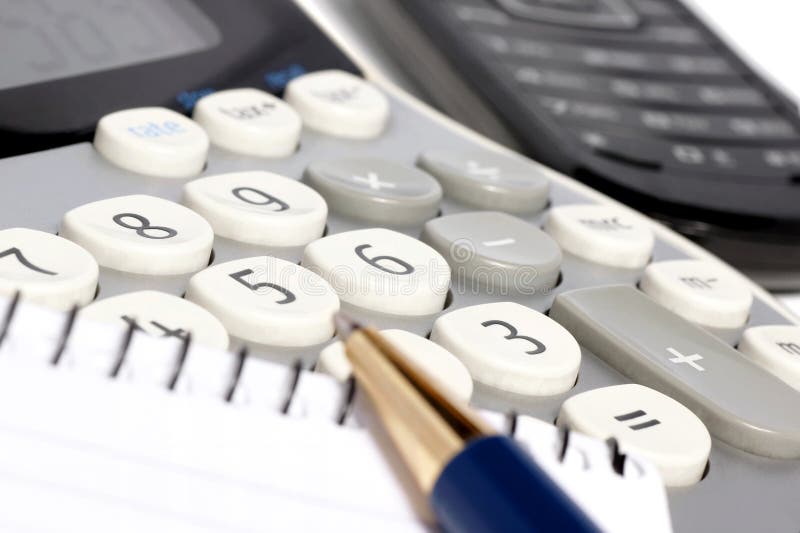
[0,294,671,533]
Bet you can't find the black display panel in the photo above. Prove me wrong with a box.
[0,0,359,157]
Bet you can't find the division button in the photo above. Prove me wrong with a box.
[421,211,561,294]
[302,228,450,316]
[192,88,302,158]
[284,70,390,139]
[430,302,581,396]
[60,195,214,276]
[305,159,441,226]
[739,325,800,392]
[183,171,327,247]
[558,384,711,487]
[544,204,654,268]
[639,259,752,329]
[0,228,98,310]
[317,328,474,402]
[417,149,549,214]
[93,107,209,178]
[79,290,229,350]
[549,285,800,458]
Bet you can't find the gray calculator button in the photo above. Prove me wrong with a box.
[550,285,800,458]
[421,211,562,294]
[305,158,442,226]
[417,150,549,213]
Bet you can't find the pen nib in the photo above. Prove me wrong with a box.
[334,311,361,340]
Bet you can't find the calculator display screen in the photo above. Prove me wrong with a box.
[0,0,221,91]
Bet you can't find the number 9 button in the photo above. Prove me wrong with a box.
[431,302,581,396]
[186,256,339,347]
[60,195,214,275]
[302,228,450,316]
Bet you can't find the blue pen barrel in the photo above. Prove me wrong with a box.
[431,435,603,533]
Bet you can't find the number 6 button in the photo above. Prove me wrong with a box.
[185,256,339,347]
[430,302,581,396]
[302,228,450,316]
[0,228,98,310]
[60,195,214,275]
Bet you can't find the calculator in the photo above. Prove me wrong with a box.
[1,1,799,532]
[358,0,800,289]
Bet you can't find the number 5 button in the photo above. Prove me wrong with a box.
[60,195,214,275]
[183,171,327,247]
[302,228,450,316]
[430,302,581,396]
[0,228,98,310]
[185,256,339,347]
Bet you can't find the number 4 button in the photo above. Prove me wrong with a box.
[61,195,214,275]
[0,228,98,310]
[430,302,581,396]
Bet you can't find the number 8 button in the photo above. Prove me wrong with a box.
[61,195,214,275]
[431,302,581,396]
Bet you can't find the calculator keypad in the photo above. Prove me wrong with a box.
[305,158,442,225]
[284,70,390,139]
[93,107,209,178]
[60,195,214,276]
[0,228,98,310]
[558,383,711,487]
[431,302,581,396]
[192,88,302,158]
[183,171,328,247]
[302,228,451,316]
[185,256,340,347]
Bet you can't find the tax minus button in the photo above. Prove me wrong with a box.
[94,107,209,178]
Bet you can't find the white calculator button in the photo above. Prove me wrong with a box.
[301,228,450,316]
[558,384,711,487]
[79,290,229,350]
[93,107,209,178]
[317,328,474,402]
[192,88,302,158]
[739,325,800,391]
[185,256,339,347]
[544,204,654,268]
[284,70,390,139]
[430,302,580,396]
[0,228,98,310]
[60,195,214,275]
[639,259,753,329]
[183,171,327,247]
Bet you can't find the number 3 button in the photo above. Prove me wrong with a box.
[185,256,340,346]
[302,228,450,316]
[431,302,581,396]
[61,195,214,275]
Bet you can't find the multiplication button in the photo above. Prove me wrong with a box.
[60,195,214,275]
[0,228,98,310]
[430,302,580,396]
[183,171,327,247]
[739,326,800,391]
[94,107,209,178]
[192,88,302,158]
[79,290,229,350]
[544,204,654,269]
[417,149,549,214]
[640,259,752,329]
[284,70,390,139]
[422,211,561,294]
[302,228,450,316]
[558,384,711,487]
[185,256,339,347]
[305,158,441,226]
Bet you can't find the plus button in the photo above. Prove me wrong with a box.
[353,172,395,191]
[666,347,705,372]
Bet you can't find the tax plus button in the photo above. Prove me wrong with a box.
[94,107,209,178]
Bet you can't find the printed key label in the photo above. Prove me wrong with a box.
[481,319,546,355]
[127,120,186,138]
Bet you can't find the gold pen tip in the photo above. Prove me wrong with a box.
[334,311,361,340]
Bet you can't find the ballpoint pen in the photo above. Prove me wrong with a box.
[334,313,603,533]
